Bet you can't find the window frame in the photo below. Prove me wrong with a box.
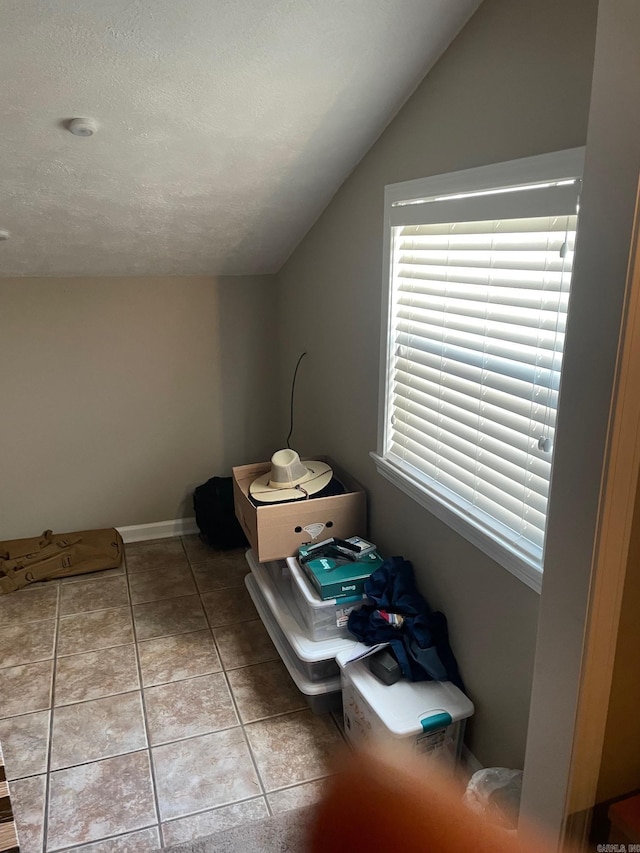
[372,148,585,593]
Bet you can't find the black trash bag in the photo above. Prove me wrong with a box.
[193,476,248,549]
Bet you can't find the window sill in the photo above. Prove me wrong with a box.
[370,452,543,594]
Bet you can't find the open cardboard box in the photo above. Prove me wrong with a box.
[232,456,366,563]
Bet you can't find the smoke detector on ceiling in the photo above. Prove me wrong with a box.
[0,230,9,241]
[68,118,98,137]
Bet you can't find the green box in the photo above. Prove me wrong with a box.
[298,547,384,601]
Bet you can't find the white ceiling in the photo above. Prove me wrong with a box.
[0,0,481,277]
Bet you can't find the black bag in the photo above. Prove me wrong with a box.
[193,476,248,549]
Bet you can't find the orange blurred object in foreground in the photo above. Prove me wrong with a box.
[309,745,560,853]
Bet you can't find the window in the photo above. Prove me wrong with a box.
[372,149,584,592]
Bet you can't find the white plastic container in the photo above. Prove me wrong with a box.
[337,648,474,772]
[286,556,366,642]
[245,550,360,683]
[245,573,342,715]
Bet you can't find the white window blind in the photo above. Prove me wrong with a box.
[373,150,584,589]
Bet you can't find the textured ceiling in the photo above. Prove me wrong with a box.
[1,0,481,277]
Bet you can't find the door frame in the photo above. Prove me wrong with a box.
[562,179,640,842]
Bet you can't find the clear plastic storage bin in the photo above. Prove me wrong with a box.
[245,550,359,683]
[263,557,290,587]
[245,573,342,715]
[286,557,367,641]
[337,648,474,773]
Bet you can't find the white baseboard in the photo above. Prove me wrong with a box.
[461,745,483,775]
[117,518,199,544]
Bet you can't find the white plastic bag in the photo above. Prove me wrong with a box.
[463,767,523,829]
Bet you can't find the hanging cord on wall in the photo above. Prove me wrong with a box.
[286,351,307,449]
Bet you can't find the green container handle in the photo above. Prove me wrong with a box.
[420,712,452,733]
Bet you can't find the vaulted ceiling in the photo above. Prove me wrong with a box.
[1,0,482,277]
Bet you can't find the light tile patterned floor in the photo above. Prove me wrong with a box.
[0,537,345,852]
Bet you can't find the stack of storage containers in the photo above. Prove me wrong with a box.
[336,650,474,774]
[245,548,475,777]
[244,549,364,714]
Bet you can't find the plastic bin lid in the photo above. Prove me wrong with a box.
[337,647,474,737]
[246,550,360,663]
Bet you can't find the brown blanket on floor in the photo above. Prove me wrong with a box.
[0,528,123,595]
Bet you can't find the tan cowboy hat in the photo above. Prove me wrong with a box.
[249,450,333,503]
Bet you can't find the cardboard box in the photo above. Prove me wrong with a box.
[232,457,366,563]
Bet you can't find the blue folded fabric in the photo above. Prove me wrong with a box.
[347,556,465,690]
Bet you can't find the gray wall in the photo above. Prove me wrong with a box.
[0,275,278,539]
[275,0,598,766]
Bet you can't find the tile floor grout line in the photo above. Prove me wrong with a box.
[162,791,268,824]
[185,556,250,667]
[126,564,188,575]
[0,706,53,722]
[0,615,58,626]
[132,628,213,644]
[220,668,273,818]
[47,746,153,776]
[58,603,131,619]
[46,823,157,853]
[123,559,165,849]
[127,563,193,577]
[0,650,57,674]
[203,611,263,632]
[215,653,280,673]
[182,555,216,657]
[186,552,275,819]
[329,709,347,743]
[57,570,125,585]
[58,604,131,620]
[5,769,48,784]
[139,664,224,690]
[192,546,338,816]
[141,534,197,847]
[148,719,248,751]
[265,769,335,794]
[138,668,225,692]
[232,706,310,727]
[142,664,230,690]
[54,682,141,709]
[263,776,333,796]
[215,627,276,816]
[53,639,135,661]
[136,625,212,645]
[242,720,319,814]
[153,551,279,670]
[132,591,205,608]
[42,578,62,853]
[139,724,248,752]
[57,583,131,620]
[49,822,159,853]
